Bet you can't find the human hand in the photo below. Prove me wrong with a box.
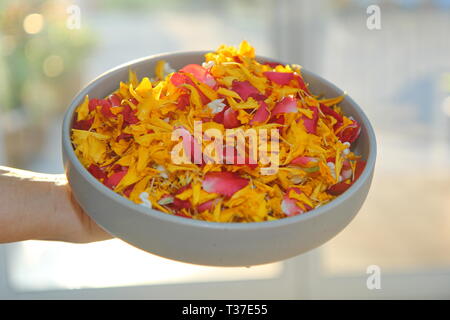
[0,166,112,243]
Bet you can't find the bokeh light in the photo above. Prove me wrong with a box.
[23,13,44,34]
[42,54,64,77]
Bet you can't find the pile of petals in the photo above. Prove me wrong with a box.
[71,41,365,223]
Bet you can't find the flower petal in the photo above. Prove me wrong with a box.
[231,80,263,101]
[272,97,298,115]
[263,71,294,86]
[250,101,270,125]
[223,107,241,129]
[180,64,216,87]
[202,171,249,197]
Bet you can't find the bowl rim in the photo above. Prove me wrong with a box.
[62,50,377,231]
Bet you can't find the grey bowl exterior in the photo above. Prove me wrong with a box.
[62,51,376,267]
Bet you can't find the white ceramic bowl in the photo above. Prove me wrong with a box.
[62,51,377,267]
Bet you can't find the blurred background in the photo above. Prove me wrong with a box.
[0,0,449,299]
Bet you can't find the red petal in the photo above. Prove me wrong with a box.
[263,71,294,86]
[272,97,298,115]
[108,94,122,107]
[290,156,318,167]
[293,74,310,94]
[212,108,225,124]
[319,103,343,128]
[177,94,190,110]
[98,99,115,118]
[170,72,193,87]
[223,107,241,129]
[231,80,261,101]
[73,118,93,130]
[301,106,319,134]
[250,101,270,125]
[270,115,285,125]
[202,171,249,197]
[326,182,351,196]
[104,168,128,190]
[337,120,361,143]
[172,198,192,210]
[180,64,216,87]
[121,105,139,125]
[123,183,135,197]
[88,98,99,112]
[354,160,366,181]
[197,198,220,212]
[88,164,107,180]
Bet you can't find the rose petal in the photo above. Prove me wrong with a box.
[290,156,318,167]
[231,80,262,101]
[108,93,122,107]
[319,103,343,129]
[104,167,128,190]
[250,101,270,125]
[223,107,241,129]
[170,72,194,87]
[354,160,366,181]
[326,182,351,196]
[337,119,361,143]
[263,71,294,86]
[73,118,94,130]
[281,188,304,216]
[202,171,249,197]
[197,198,220,212]
[180,64,216,87]
[294,74,310,94]
[301,106,319,134]
[272,97,298,115]
[88,164,107,180]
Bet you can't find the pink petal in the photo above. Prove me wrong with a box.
[223,107,241,129]
[290,156,318,167]
[202,171,249,197]
[250,101,270,125]
[281,188,304,216]
[272,97,298,115]
[263,71,294,86]
[180,64,216,87]
[197,198,220,212]
[231,80,262,101]
[301,106,319,134]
